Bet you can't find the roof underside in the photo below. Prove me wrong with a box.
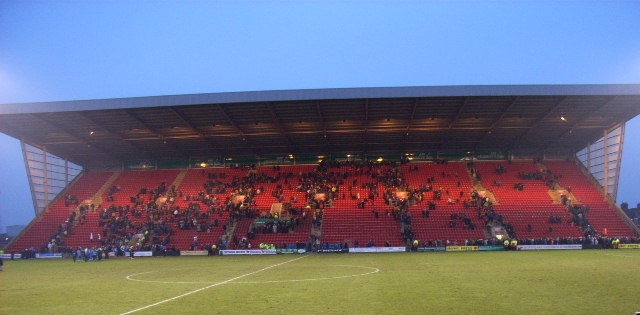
[1,85,639,167]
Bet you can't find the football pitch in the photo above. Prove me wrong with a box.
[1,250,639,315]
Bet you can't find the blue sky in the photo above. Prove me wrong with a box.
[1,0,639,231]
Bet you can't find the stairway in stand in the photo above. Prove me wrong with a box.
[7,172,115,251]
[474,161,584,239]
[168,169,189,194]
[544,161,636,237]
[63,171,122,247]
[91,171,122,206]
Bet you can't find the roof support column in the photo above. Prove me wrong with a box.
[586,141,591,174]
[613,123,625,201]
[603,128,608,201]
[43,145,49,213]
[21,141,40,217]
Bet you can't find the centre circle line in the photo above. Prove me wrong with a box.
[118,255,308,315]
[233,265,380,284]
[124,264,380,285]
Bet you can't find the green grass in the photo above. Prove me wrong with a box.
[1,250,639,315]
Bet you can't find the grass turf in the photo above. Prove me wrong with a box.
[1,250,639,315]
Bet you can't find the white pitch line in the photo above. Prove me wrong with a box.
[602,253,635,258]
[118,255,308,315]
[234,265,380,284]
[126,271,211,284]
[125,264,380,285]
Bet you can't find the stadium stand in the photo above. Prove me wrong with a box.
[473,162,584,239]
[64,170,181,248]
[7,160,637,252]
[8,172,114,251]
[319,163,403,247]
[3,85,640,253]
[402,163,485,244]
[544,161,635,237]
[231,165,316,248]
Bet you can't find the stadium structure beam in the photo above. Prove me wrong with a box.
[122,109,189,158]
[364,98,369,153]
[168,107,226,157]
[612,122,625,201]
[541,96,616,151]
[30,125,504,143]
[405,98,418,135]
[573,109,639,153]
[20,141,41,216]
[316,101,327,138]
[403,98,419,151]
[290,139,480,149]
[215,104,260,156]
[29,113,125,162]
[474,96,520,150]
[264,102,297,154]
[439,97,470,149]
[77,112,157,160]
[0,124,90,167]
[448,97,470,129]
[509,96,567,151]
[315,101,331,153]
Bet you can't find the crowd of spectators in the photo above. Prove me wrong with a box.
[24,159,640,255]
[513,236,640,247]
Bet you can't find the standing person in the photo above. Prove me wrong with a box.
[191,236,198,250]
[510,239,518,251]
[0,256,3,271]
[76,247,83,262]
[129,246,135,259]
[89,232,94,242]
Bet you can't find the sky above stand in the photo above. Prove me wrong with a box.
[1,0,639,231]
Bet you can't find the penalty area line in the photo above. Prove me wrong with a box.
[118,255,309,315]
